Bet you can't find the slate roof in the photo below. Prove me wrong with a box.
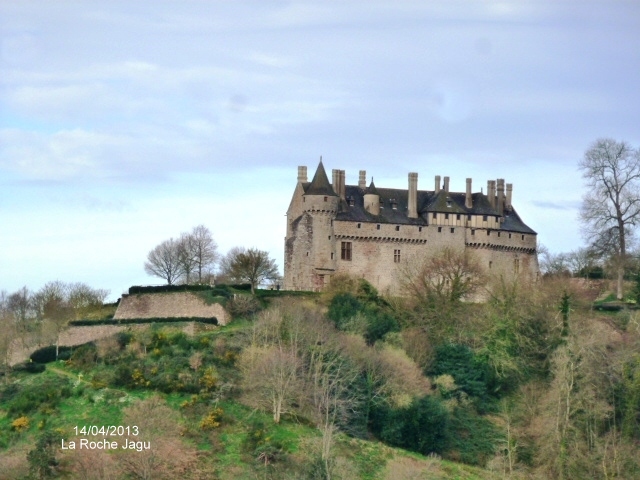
[300,162,535,234]
[325,184,536,234]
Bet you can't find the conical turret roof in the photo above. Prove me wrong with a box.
[366,178,379,196]
[305,160,337,196]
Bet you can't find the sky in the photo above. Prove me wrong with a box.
[1,1,639,301]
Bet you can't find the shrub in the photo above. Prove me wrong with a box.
[8,378,73,416]
[445,407,500,466]
[68,343,98,370]
[30,345,74,364]
[327,293,362,329]
[372,395,449,456]
[12,362,46,374]
[226,295,261,317]
[199,407,224,430]
[11,416,30,432]
[364,309,400,345]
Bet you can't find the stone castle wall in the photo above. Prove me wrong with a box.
[113,292,229,325]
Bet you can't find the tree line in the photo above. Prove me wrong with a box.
[143,224,280,294]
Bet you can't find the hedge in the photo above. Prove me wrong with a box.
[69,317,219,326]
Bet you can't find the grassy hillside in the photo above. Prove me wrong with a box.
[2,276,640,479]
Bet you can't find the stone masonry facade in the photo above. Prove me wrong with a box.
[284,161,539,293]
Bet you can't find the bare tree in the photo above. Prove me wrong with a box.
[219,247,279,294]
[190,225,219,283]
[400,246,485,308]
[144,238,184,285]
[32,281,72,359]
[579,138,640,299]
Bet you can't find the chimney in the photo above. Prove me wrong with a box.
[497,178,505,215]
[506,183,513,210]
[339,170,346,200]
[488,180,496,207]
[443,176,450,193]
[297,166,308,183]
[408,172,418,218]
[435,175,441,193]
[359,170,367,189]
[465,178,473,208]
[332,169,339,193]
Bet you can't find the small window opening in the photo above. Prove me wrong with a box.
[395,226,400,231]
[438,227,442,233]
[433,212,437,219]
[377,224,381,230]
[394,249,401,263]
[419,227,423,232]
[498,232,501,237]
[489,261,493,269]
[341,242,352,261]
[446,200,452,208]
[521,235,525,240]
[456,214,461,220]
[331,253,334,259]
[324,196,327,202]
[509,233,512,239]
[357,223,361,229]
[445,213,449,220]
[467,214,471,220]
[471,230,475,236]
[487,230,490,236]
[483,215,488,221]
[450,228,455,233]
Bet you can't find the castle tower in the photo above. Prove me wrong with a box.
[363,179,380,215]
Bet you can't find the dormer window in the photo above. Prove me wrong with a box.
[446,199,452,208]
[347,196,355,207]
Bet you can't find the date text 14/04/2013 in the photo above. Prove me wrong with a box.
[61,438,150,451]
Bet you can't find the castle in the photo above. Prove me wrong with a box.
[284,161,539,293]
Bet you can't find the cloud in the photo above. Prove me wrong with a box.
[532,200,580,211]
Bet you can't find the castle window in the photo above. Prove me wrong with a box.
[489,261,493,269]
[306,252,309,256]
[467,214,471,220]
[433,212,437,219]
[341,242,352,261]
[446,200,452,208]
[521,235,525,240]
[357,223,361,229]
[514,258,520,273]
[331,253,334,259]
[456,214,461,220]
[438,227,442,232]
[328,236,331,240]
[395,226,400,231]
[471,229,475,235]
[419,227,422,232]
[303,197,306,202]
[445,213,449,220]
[394,249,401,263]
[450,228,455,233]
[498,232,501,237]
[377,224,381,230]
[509,233,512,239]
[483,215,488,221]
[324,196,327,202]
[487,230,490,236]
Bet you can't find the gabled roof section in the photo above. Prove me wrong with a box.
[304,160,337,196]
[422,190,467,214]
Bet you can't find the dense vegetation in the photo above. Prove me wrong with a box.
[1,274,640,479]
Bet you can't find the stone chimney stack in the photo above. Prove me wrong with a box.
[332,169,339,193]
[465,178,473,208]
[297,166,308,183]
[359,170,367,189]
[506,183,513,210]
[339,170,346,200]
[435,175,441,193]
[488,180,496,208]
[443,176,450,193]
[497,178,505,215]
[408,172,418,219]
